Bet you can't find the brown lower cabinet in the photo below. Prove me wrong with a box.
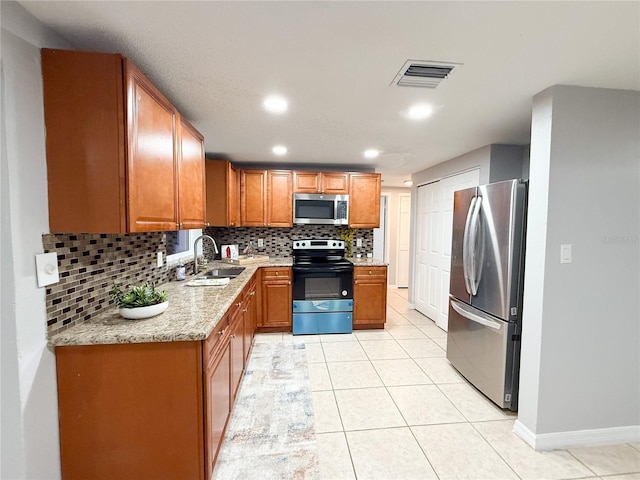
[353,266,388,329]
[258,267,292,331]
[56,273,259,480]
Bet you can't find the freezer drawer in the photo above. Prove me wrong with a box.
[446,297,520,410]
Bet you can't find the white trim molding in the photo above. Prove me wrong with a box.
[514,420,640,451]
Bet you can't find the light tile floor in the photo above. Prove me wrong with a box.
[249,289,640,479]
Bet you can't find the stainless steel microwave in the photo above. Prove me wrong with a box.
[293,193,349,225]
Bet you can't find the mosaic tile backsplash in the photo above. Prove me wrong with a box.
[204,226,374,258]
[43,226,373,337]
[42,232,173,337]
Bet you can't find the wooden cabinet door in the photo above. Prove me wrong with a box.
[206,159,240,227]
[42,49,128,233]
[126,61,178,232]
[242,277,257,363]
[321,172,350,194]
[353,266,387,327]
[204,341,230,479]
[230,305,245,400]
[349,173,381,228]
[267,170,293,226]
[241,170,267,226]
[178,116,205,229]
[260,268,292,329]
[293,171,321,193]
[228,164,240,226]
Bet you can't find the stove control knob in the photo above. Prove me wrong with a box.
[342,290,348,297]
[302,242,306,247]
[332,242,337,247]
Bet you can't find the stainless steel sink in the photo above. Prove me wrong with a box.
[200,267,245,279]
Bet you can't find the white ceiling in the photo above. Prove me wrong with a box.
[18,1,640,187]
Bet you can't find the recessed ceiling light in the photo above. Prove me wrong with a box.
[363,149,380,159]
[406,104,433,121]
[263,95,288,114]
[404,180,414,186]
[272,145,288,156]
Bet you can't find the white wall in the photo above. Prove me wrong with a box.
[516,85,640,449]
[1,2,70,478]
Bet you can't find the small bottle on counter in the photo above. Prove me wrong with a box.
[176,261,186,281]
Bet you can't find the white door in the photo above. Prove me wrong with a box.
[414,169,480,329]
[396,193,411,288]
[373,195,387,261]
[414,182,440,319]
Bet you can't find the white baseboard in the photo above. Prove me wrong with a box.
[387,283,397,289]
[407,303,415,309]
[513,420,640,451]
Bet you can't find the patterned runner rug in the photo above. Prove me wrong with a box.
[212,341,319,480]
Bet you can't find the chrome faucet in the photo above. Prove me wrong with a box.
[192,235,219,275]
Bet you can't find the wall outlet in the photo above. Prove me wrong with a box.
[356,238,363,247]
[257,238,264,247]
[156,252,163,268]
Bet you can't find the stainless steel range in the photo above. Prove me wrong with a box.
[292,239,354,335]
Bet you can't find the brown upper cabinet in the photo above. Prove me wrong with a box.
[240,170,267,226]
[267,170,293,227]
[293,171,350,194]
[240,169,292,227]
[41,48,205,233]
[348,173,382,228]
[206,159,240,227]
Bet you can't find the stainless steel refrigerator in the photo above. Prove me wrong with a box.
[447,179,527,411]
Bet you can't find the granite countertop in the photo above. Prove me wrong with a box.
[48,258,293,348]
[348,257,387,267]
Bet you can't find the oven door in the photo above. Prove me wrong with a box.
[292,266,353,301]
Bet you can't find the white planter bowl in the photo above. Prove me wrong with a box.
[118,301,169,320]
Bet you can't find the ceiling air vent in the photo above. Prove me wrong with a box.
[391,60,459,88]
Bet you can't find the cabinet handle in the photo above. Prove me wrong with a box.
[231,334,236,339]
[288,281,291,285]
[243,308,248,312]
[218,329,226,336]
[355,280,358,285]
[250,291,255,296]
[205,222,210,227]
[236,301,242,307]
[369,270,372,275]
[275,272,279,276]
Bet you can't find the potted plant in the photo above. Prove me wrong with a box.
[109,282,169,320]
[337,227,358,257]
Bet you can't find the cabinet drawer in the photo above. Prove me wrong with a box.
[204,316,229,361]
[354,266,387,279]
[261,267,292,280]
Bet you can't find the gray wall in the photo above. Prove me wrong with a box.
[518,86,640,445]
[1,2,70,478]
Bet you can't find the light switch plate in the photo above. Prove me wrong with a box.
[258,238,264,247]
[356,238,363,247]
[157,252,163,268]
[35,252,59,287]
[560,244,572,264]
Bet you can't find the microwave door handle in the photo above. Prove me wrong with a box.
[462,196,477,295]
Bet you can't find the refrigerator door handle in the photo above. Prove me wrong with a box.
[468,196,483,296]
[462,196,478,295]
[450,298,501,330]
